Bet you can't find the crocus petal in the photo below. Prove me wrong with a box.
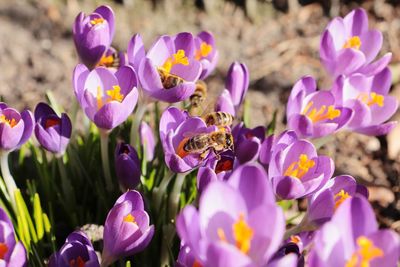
[343,8,368,36]
[127,34,146,71]
[355,121,397,136]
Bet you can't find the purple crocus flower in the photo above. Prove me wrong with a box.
[215,89,236,116]
[332,68,398,136]
[127,33,146,71]
[259,131,298,167]
[73,64,138,130]
[286,76,352,138]
[308,196,400,267]
[138,32,202,103]
[0,207,26,266]
[140,121,155,162]
[115,142,141,190]
[232,123,265,164]
[0,103,33,152]
[195,31,218,79]
[307,175,368,226]
[320,8,391,77]
[34,103,72,156]
[177,163,285,266]
[176,244,202,267]
[73,5,115,69]
[268,138,334,200]
[102,190,154,266]
[225,62,249,108]
[159,107,218,173]
[49,231,99,267]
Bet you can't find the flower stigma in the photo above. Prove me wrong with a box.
[69,256,85,267]
[345,236,384,267]
[284,154,315,179]
[302,101,341,123]
[343,36,362,50]
[0,243,8,259]
[195,42,212,60]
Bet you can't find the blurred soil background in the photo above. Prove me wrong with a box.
[1,0,400,232]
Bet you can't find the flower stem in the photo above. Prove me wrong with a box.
[168,172,186,221]
[100,131,113,192]
[152,171,174,213]
[130,102,147,150]
[0,151,16,207]
[57,157,73,203]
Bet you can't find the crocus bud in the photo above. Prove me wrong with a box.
[115,143,141,190]
[215,89,235,116]
[72,5,115,69]
[140,122,155,162]
[0,207,27,266]
[102,190,154,266]
[225,62,249,108]
[49,231,99,267]
[127,33,146,71]
[34,103,72,156]
[0,103,33,152]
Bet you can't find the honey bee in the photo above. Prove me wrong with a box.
[202,111,234,127]
[158,68,185,89]
[98,51,121,69]
[190,80,207,107]
[177,129,234,159]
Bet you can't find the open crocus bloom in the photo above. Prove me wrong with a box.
[138,32,202,103]
[268,139,334,200]
[320,8,391,77]
[0,103,33,152]
[307,175,368,226]
[49,231,99,267]
[308,196,400,267]
[332,68,398,135]
[72,5,115,69]
[102,190,154,266]
[159,107,218,173]
[177,163,285,267]
[73,64,138,130]
[194,31,218,79]
[287,76,352,138]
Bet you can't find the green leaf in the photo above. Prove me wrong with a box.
[15,190,38,244]
[33,194,44,240]
[277,199,293,211]
[42,213,51,234]
[125,261,131,267]
[267,110,278,135]
[243,98,250,127]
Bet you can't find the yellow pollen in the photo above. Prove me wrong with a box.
[90,17,105,26]
[98,55,114,67]
[0,114,17,128]
[217,228,227,242]
[232,214,254,255]
[334,189,350,210]
[358,92,384,107]
[302,101,341,123]
[106,85,124,103]
[162,49,189,73]
[195,42,212,60]
[345,236,384,267]
[284,154,315,179]
[96,85,124,110]
[290,235,301,244]
[343,36,362,50]
[123,214,137,224]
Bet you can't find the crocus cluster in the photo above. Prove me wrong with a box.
[287,8,398,138]
[37,4,400,267]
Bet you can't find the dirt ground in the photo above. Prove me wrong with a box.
[0,0,399,231]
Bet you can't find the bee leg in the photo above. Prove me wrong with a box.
[211,147,221,160]
[200,150,208,160]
